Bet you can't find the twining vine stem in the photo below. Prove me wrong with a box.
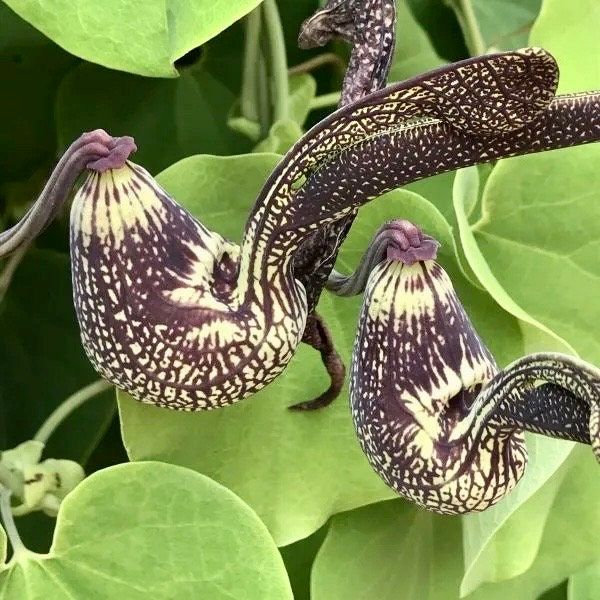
[33,379,113,445]
[262,0,290,123]
[454,0,487,56]
[241,6,262,123]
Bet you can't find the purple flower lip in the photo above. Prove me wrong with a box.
[382,220,440,265]
[326,220,441,297]
[86,133,137,172]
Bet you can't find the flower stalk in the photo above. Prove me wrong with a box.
[262,0,290,123]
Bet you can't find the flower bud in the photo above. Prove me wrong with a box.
[0,440,84,517]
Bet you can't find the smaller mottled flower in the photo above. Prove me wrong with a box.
[348,220,599,514]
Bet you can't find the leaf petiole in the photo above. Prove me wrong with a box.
[288,52,345,76]
[0,484,28,564]
[241,7,262,123]
[34,380,113,446]
[309,91,342,111]
[449,0,487,56]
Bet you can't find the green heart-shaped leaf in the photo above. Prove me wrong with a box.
[468,448,600,599]
[569,561,600,600]
[453,165,581,595]
[530,0,600,93]
[389,0,444,82]
[311,500,463,600]
[311,449,599,600]
[55,29,252,174]
[472,144,600,363]
[449,0,542,53]
[0,462,292,599]
[3,0,264,77]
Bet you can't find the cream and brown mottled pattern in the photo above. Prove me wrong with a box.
[70,163,307,410]
[249,48,598,276]
[478,353,600,462]
[349,221,600,514]
[299,0,396,106]
[69,49,600,412]
[3,48,600,415]
[351,256,527,513]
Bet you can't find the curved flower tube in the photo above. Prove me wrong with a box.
[277,49,597,238]
[0,133,136,256]
[350,222,599,514]
[291,0,398,411]
[286,47,598,304]
[476,353,600,460]
[0,48,599,412]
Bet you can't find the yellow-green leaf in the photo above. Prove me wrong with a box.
[0,462,293,599]
[2,0,264,77]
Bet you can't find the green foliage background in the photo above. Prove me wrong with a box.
[0,0,599,598]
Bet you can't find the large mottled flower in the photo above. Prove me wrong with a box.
[68,134,308,410]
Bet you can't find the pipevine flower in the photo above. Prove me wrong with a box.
[0,47,600,413]
[293,44,600,407]
[348,221,600,514]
